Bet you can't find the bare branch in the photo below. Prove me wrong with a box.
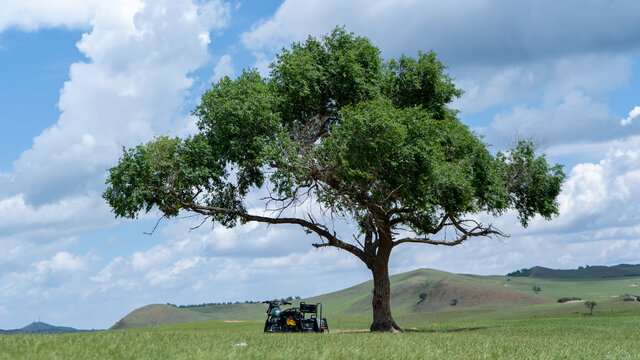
[393,236,467,247]
[392,215,508,248]
[143,215,166,236]
[189,216,209,233]
[353,234,365,250]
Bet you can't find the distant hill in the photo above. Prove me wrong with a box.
[0,322,92,335]
[507,264,640,279]
[111,268,549,329]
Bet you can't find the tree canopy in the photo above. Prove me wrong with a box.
[103,27,565,332]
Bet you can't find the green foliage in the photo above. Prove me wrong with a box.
[506,264,640,279]
[584,301,597,314]
[104,27,564,235]
[103,27,565,331]
[497,141,565,227]
[506,268,531,277]
[382,51,462,120]
[270,27,383,126]
[557,297,581,303]
[320,98,508,221]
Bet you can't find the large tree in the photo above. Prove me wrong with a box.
[103,28,565,332]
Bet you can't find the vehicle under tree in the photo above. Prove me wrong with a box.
[103,27,565,332]
[262,300,327,333]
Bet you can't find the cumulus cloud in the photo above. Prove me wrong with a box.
[241,0,640,65]
[144,256,205,286]
[480,90,638,150]
[621,106,640,126]
[1,251,95,299]
[31,252,90,282]
[454,54,633,113]
[7,0,230,206]
[0,0,98,32]
[0,0,231,237]
[211,54,234,83]
[0,193,113,237]
[492,137,640,242]
[556,139,640,230]
[0,0,231,328]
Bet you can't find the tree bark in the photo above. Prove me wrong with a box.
[369,257,404,332]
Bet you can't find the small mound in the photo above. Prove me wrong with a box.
[410,278,547,312]
[110,304,204,330]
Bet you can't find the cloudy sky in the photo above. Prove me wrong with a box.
[1,0,640,330]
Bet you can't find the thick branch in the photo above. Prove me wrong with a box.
[179,201,368,262]
[390,213,450,234]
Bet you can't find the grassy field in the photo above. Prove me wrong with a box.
[3,304,639,359]
[4,269,638,359]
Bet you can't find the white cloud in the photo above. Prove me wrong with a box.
[0,0,232,209]
[454,54,633,113]
[482,90,631,148]
[0,0,98,32]
[211,54,234,83]
[0,0,231,328]
[1,0,231,218]
[144,256,205,285]
[2,251,94,296]
[554,139,640,230]
[621,106,640,126]
[32,251,89,276]
[0,193,114,239]
[91,256,126,283]
[197,0,231,30]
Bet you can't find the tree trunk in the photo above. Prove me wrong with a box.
[370,260,404,332]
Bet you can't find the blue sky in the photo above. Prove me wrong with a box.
[1,0,640,330]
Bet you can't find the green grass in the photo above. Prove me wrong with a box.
[3,308,639,359]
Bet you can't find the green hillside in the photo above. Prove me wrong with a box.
[111,268,640,329]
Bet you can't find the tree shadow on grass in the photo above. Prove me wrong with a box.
[404,326,492,333]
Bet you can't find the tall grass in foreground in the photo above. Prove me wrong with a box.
[1,311,638,359]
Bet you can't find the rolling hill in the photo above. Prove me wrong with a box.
[111,267,640,329]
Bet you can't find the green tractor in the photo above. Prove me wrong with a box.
[262,300,328,333]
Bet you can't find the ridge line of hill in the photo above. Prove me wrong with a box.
[506,264,640,279]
